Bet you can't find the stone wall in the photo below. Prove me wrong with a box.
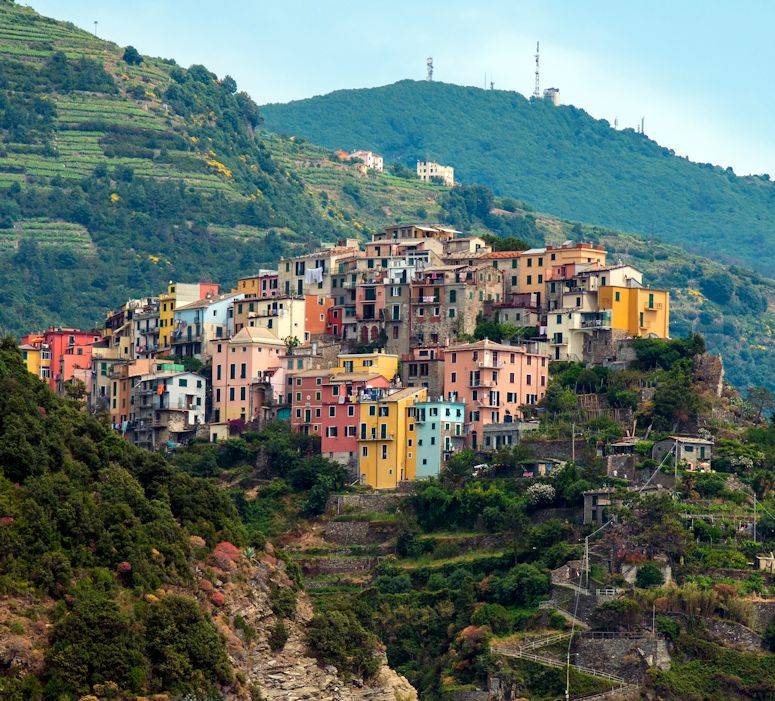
[702,617,762,652]
[749,599,775,632]
[445,691,490,701]
[621,561,672,586]
[300,555,384,577]
[520,438,576,462]
[323,520,398,545]
[531,506,581,525]
[605,458,676,489]
[573,635,670,683]
[326,493,401,515]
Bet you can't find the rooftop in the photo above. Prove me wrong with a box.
[482,250,524,259]
[175,291,242,311]
[444,339,535,354]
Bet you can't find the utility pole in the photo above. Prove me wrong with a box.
[571,422,576,464]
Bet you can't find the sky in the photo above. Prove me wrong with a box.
[24,0,775,176]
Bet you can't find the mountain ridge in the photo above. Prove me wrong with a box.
[261,79,775,274]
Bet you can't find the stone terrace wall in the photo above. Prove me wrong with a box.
[573,635,670,683]
[323,521,397,545]
[325,493,401,515]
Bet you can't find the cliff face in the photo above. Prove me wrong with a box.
[205,545,417,701]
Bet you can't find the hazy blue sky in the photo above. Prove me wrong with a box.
[25,1,774,176]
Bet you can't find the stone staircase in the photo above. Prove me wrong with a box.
[492,632,639,700]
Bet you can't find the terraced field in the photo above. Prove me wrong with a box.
[0,218,94,253]
[265,132,445,235]
[0,5,243,197]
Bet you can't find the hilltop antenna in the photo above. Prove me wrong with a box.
[426,57,433,82]
[533,41,540,99]
[614,117,619,129]
[490,80,494,90]
[641,116,645,135]
[93,20,98,36]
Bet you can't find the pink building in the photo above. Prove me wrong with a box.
[289,368,330,435]
[320,372,390,465]
[22,327,102,392]
[443,340,548,450]
[211,326,286,423]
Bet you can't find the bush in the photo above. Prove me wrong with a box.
[269,585,297,620]
[656,615,680,641]
[375,573,413,594]
[268,621,289,651]
[306,610,380,680]
[471,603,512,634]
[122,45,142,65]
[636,563,665,589]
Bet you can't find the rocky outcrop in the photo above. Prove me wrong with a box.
[204,545,417,701]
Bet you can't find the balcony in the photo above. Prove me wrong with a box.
[469,379,497,388]
[645,302,664,311]
[360,432,394,441]
[477,359,505,369]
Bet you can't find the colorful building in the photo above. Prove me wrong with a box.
[158,281,219,349]
[357,386,427,489]
[21,327,102,392]
[332,351,398,382]
[132,367,206,450]
[598,285,670,339]
[414,400,466,478]
[443,340,548,450]
[320,371,391,466]
[171,291,243,360]
[236,270,279,299]
[211,326,286,423]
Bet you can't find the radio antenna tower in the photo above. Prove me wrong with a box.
[533,41,540,98]
[426,57,434,82]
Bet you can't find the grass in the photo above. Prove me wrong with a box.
[396,548,510,570]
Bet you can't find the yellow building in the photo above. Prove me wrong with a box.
[332,351,399,382]
[598,286,670,338]
[20,342,50,380]
[517,242,608,306]
[358,387,427,489]
[158,282,220,349]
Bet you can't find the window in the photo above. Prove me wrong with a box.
[315,391,321,401]
[216,388,221,402]
[329,406,336,417]
[648,292,655,308]
[240,363,246,379]
[381,445,388,460]
[509,372,515,383]
[451,372,457,383]
[451,352,456,362]
[527,258,532,268]
[527,275,532,285]
[229,364,235,380]
[639,312,644,327]
[179,378,188,387]
[526,374,532,386]
[240,387,246,400]
[369,405,376,416]
[229,388,235,401]
[449,289,457,303]
[538,274,543,284]
[615,291,621,302]
[295,392,301,402]
[362,446,368,457]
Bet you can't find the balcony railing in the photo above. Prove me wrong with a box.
[477,360,505,369]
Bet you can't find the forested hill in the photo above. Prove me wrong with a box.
[0,2,350,334]
[261,79,775,274]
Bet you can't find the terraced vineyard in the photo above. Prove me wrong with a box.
[0,4,243,196]
[265,132,446,236]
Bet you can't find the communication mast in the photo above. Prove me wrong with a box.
[426,57,433,82]
[533,41,540,99]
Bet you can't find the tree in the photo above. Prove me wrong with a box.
[221,75,238,94]
[700,271,735,305]
[747,386,775,422]
[635,563,665,588]
[122,45,142,66]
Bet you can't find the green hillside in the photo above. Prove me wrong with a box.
[261,79,775,274]
[0,1,349,333]
[261,135,775,391]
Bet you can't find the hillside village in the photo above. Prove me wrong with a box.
[20,224,671,487]
[3,3,775,700]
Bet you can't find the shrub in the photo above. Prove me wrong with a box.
[655,615,680,641]
[269,585,297,620]
[306,609,380,680]
[636,563,665,589]
[375,573,413,594]
[268,621,289,650]
[471,603,511,634]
